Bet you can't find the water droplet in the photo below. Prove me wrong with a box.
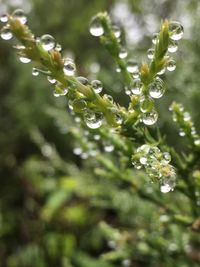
[19,56,31,63]
[90,16,104,37]
[72,99,87,112]
[112,25,121,38]
[104,94,113,103]
[137,144,150,154]
[63,58,76,76]
[183,112,190,122]
[84,110,103,129]
[12,9,27,24]
[77,76,89,85]
[40,34,55,51]
[162,152,171,163]
[47,76,56,84]
[32,68,39,76]
[127,60,138,74]
[169,21,184,41]
[130,78,143,95]
[73,147,82,155]
[55,43,62,51]
[122,259,131,267]
[132,161,142,170]
[53,85,68,97]
[157,67,166,75]
[0,14,8,23]
[147,48,154,59]
[116,66,121,73]
[160,183,172,193]
[149,77,165,99]
[91,80,103,93]
[1,27,13,40]
[152,33,158,45]
[179,128,185,137]
[167,59,176,71]
[119,47,127,59]
[168,39,178,53]
[140,96,154,113]
[194,139,200,146]
[104,142,114,152]
[142,109,158,125]
[115,113,123,125]
[140,156,148,165]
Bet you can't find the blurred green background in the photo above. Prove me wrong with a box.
[0,0,200,266]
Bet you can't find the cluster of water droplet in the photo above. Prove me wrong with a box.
[149,21,184,76]
[0,9,28,41]
[170,103,200,147]
[132,144,176,193]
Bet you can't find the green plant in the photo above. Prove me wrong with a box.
[1,8,200,267]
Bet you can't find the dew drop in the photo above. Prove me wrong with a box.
[63,58,76,76]
[152,33,158,45]
[147,48,154,59]
[160,183,171,193]
[119,47,128,59]
[157,67,166,75]
[140,156,148,165]
[132,161,142,170]
[1,27,13,40]
[139,96,154,113]
[84,110,103,129]
[91,80,103,93]
[90,17,104,37]
[73,147,82,155]
[55,43,62,52]
[77,76,89,85]
[104,142,114,152]
[47,76,56,84]
[167,59,176,71]
[12,9,27,24]
[162,152,171,163]
[168,39,178,53]
[169,21,184,41]
[72,99,87,112]
[112,25,121,38]
[149,77,165,99]
[127,60,138,74]
[142,109,158,125]
[130,78,143,95]
[194,139,200,146]
[32,68,39,76]
[0,14,8,23]
[19,56,31,63]
[40,34,55,51]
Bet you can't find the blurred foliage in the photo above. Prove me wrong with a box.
[0,0,200,267]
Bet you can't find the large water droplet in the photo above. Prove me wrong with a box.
[130,78,143,95]
[140,156,148,165]
[169,21,184,41]
[149,77,165,99]
[139,96,154,113]
[1,27,13,40]
[168,39,178,53]
[167,59,176,71]
[40,34,55,51]
[63,58,76,76]
[90,17,104,37]
[160,183,171,193]
[147,48,154,59]
[0,14,8,23]
[91,80,103,93]
[127,60,138,74]
[142,109,158,125]
[19,55,31,63]
[119,47,128,59]
[73,99,87,112]
[84,110,103,129]
[77,76,89,85]
[162,152,171,163]
[12,9,27,24]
